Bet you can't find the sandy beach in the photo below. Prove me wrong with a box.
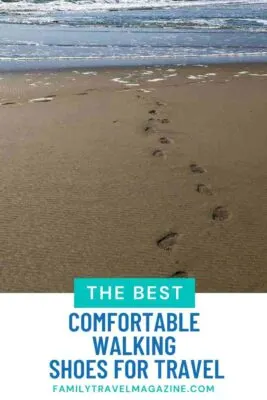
[1,64,267,292]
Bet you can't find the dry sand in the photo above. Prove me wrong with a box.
[1,64,267,292]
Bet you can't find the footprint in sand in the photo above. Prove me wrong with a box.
[190,163,207,174]
[158,118,170,124]
[29,97,54,103]
[144,118,156,133]
[152,149,166,158]
[196,183,213,195]
[170,270,188,278]
[212,206,230,221]
[157,232,179,251]
[149,109,157,115]
[145,126,154,134]
[144,116,161,134]
[156,101,166,107]
[159,136,173,144]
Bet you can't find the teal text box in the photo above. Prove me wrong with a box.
[74,278,195,308]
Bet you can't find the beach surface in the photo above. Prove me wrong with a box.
[1,64,267,292]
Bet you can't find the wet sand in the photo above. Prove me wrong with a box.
[1,64,267,292]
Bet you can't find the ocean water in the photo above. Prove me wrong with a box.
[0,0,267,70]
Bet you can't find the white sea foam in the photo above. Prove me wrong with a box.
[82,71,97,75]
[147,78,165,82]
[29,97,54,103]
[1,50,267,64]
[0,0,266,14]
[249,73,267,76]
[112,78,130,84]
[187,74,215,80]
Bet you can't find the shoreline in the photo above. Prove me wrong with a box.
[1,59,267,75]
[1,62,267,103]
[1,63,267,292]
[0,61,266,76]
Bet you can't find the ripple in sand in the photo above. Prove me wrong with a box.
[157,232,179,251]
[0,101,16,106]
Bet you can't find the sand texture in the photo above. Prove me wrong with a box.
[1,64,267,292]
